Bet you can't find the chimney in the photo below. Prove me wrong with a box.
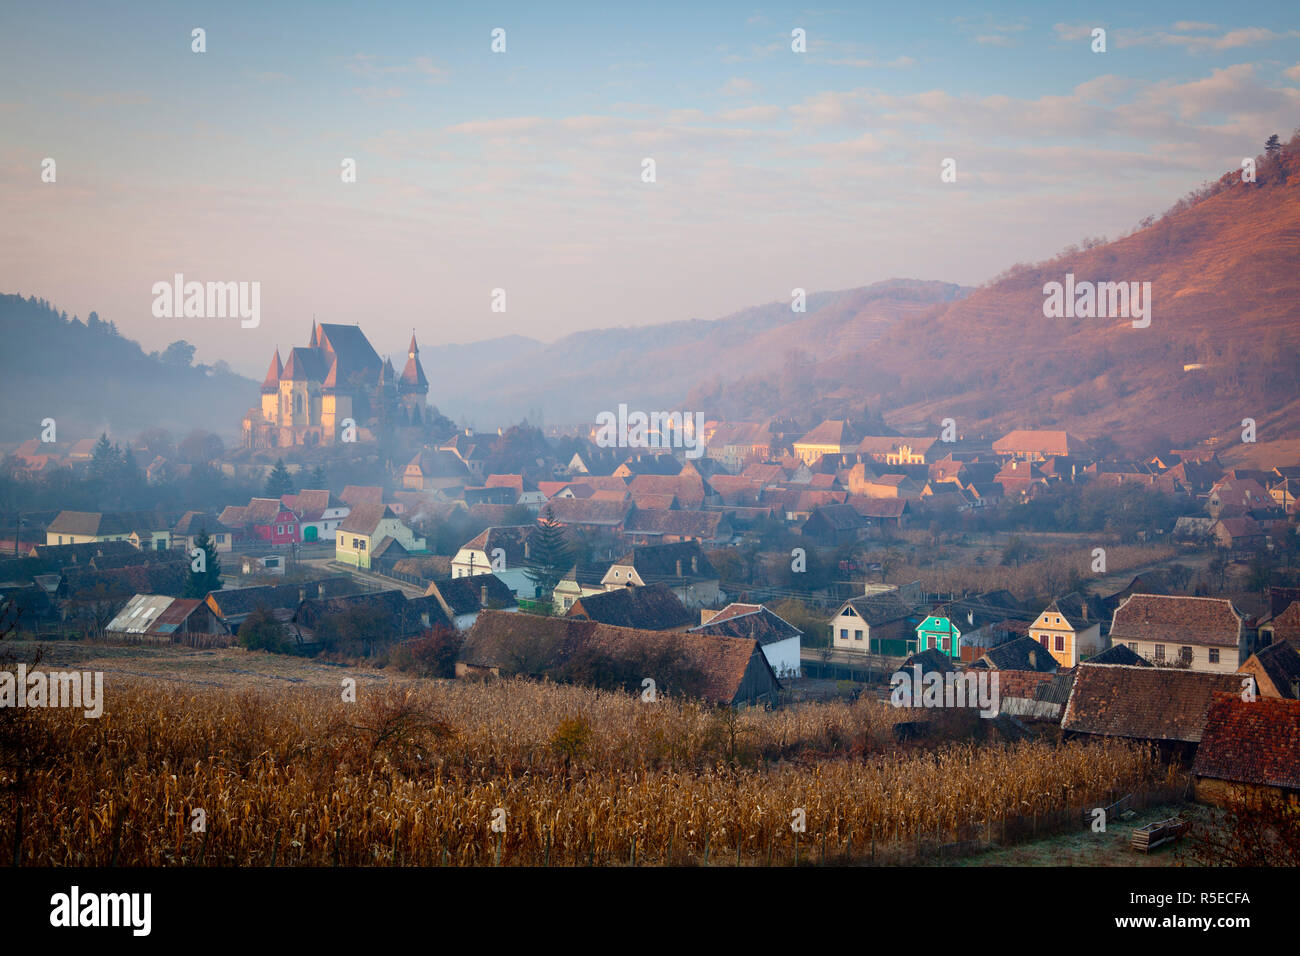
[299,586,306,603]
[318,582,326,599]
[691,555,698,573]
[676,559,683,577]
[523,539,530,560]
[1029,649,1037,669]
[480,584,488,608]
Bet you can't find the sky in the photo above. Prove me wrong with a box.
[2,0,1298,376]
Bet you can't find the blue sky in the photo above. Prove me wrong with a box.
[2,1,1298,375]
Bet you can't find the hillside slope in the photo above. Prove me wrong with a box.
[0,295,256,444]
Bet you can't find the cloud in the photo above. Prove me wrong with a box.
[1116,25,1300,52]
[721,77,759,96]
[346,53,448,80]
[1285,64,1300,81]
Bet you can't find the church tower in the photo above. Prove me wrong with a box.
[399,332,429,424]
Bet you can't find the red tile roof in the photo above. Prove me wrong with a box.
[1192,695,1300,790]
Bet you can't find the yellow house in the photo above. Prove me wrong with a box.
[335,504,426,569]
[46,510,171,550]
[1029,594,1103,667]
[792,420,858,465]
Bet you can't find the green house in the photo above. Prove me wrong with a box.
[915,615,962,658]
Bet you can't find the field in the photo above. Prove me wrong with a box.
[0,641,1191,867]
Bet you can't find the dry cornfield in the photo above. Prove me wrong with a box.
[1,676,1168,866]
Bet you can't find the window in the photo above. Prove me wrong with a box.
[338,535,344,546]
[854,629,863,641]
[1179,646,1193,664]
[1039,636,1049,649]
[1055,635,1065,652]
[277,525,283,535]
[1128,642,1137,651]
[216,534,224,543]
[1209,648,1220,664]
[941,635,950,652]
[58,535,63,544]
[1055,617,1061,625]
[352,538,359,548]
[840,629,848,640]
[1154,644,1165,661]
[359,539,366,550]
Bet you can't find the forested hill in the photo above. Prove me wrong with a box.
[0,294,255,443]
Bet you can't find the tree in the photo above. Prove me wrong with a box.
[183,527,223,598]
[1265,133,1282,156]
[265,458,294,498]
[160,340,196,367]
[524,506,571,597]
[1001,535,1031,568]
[238,605,289,653]
[89,433,118,483]
[307,465,328,489]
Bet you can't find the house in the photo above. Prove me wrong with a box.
[566,583,693,631]
[800,503,869,546]
[240,553,286,576]
[552,564,609,614]
[1191,695,1300,808]
[693,603,803,678]
[105,594,226,647]
[1029,593,1103,667]
[335,504,426,570]
[914,615,962,658]
[1173,515,1216,544]
[281,490,349,542]
[623,509,730,546]
[457,610,780,706]
[846,496,910,527]
[542,497,635,535]
[971,636,1058,673]
[450,525,537,596]
[1210,516,1266,551]
[601,541,722,608]
[1238,641,1300,700]
[792,420,861,465]
[45,511,172,550]
[290,589,443,645]
[829,590,916,655]
[612,453,683,478]
[1207,477,1271,517]
[992,669,1069,720]
[992,430,1092,461]
[1258,600,1300,651]
[1061,664,1242,758]
[243,497,301,546]
[852,474,922,500]
[856,436,939,466]
[206,581,356,633]
[626,473,708,509]
[425,574,518,630]
[705,421,773,470]
[170,512,233,553]
[1109,594,1248,672]
[403,449,472,491]
[440,431,491,482]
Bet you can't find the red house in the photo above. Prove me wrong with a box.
[245,497,301,545]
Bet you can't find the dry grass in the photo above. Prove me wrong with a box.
[1,676,1167,866]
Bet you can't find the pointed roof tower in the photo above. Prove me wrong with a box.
[400,331,429,394]
[261,348,283,393]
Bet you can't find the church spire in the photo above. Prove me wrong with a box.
[261,348,282,393]
[400,330,428,394]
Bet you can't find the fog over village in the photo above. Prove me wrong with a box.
[2,1,1299,921]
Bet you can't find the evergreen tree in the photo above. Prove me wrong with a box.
[307,465,327,489]
[1265,133,1282,156]
[90,433,117,483]
[183,527,223,598]
[265,458,294,497]
[524,506,571,597]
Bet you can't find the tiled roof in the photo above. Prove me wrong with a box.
[1087,643,1153,666]
[1061,665,1241,742]
[567,583,693,630]
[838,592,913,626]
[978,636,1058,672]
[1191,695,1300,790]
[692,603,802,646]
[340,485,384,507]
[796,420,857,447]
[461,525,535,564]
[624,509,725,539]
[1247,641,1300,698]
[339,503,396,536]
[460,610,776,705]
[426,574,517,616]
[614,541,718,580]
[544,497,633,527]
[1110,594,1243,648]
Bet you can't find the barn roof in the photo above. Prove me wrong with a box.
[1192,695,1300,790]
[1061,665,1241,743]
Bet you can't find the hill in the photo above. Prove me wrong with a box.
[0,295,256,444]
[430,278,969,426]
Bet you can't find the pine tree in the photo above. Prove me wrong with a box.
[183,527,223,598]
[307,465,327,489]
[90,433,117,483]
[1265,133,1282,155]
[265,458,294,497]
[524,506,571,598]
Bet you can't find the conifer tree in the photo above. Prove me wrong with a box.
[265,458,294,497]
[524,506,571,597]
[183,527,223,598]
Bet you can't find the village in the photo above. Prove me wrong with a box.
[2,321,1299,835]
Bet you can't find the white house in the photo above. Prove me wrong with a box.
[693,603,802,678]
[451,525,537,597]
